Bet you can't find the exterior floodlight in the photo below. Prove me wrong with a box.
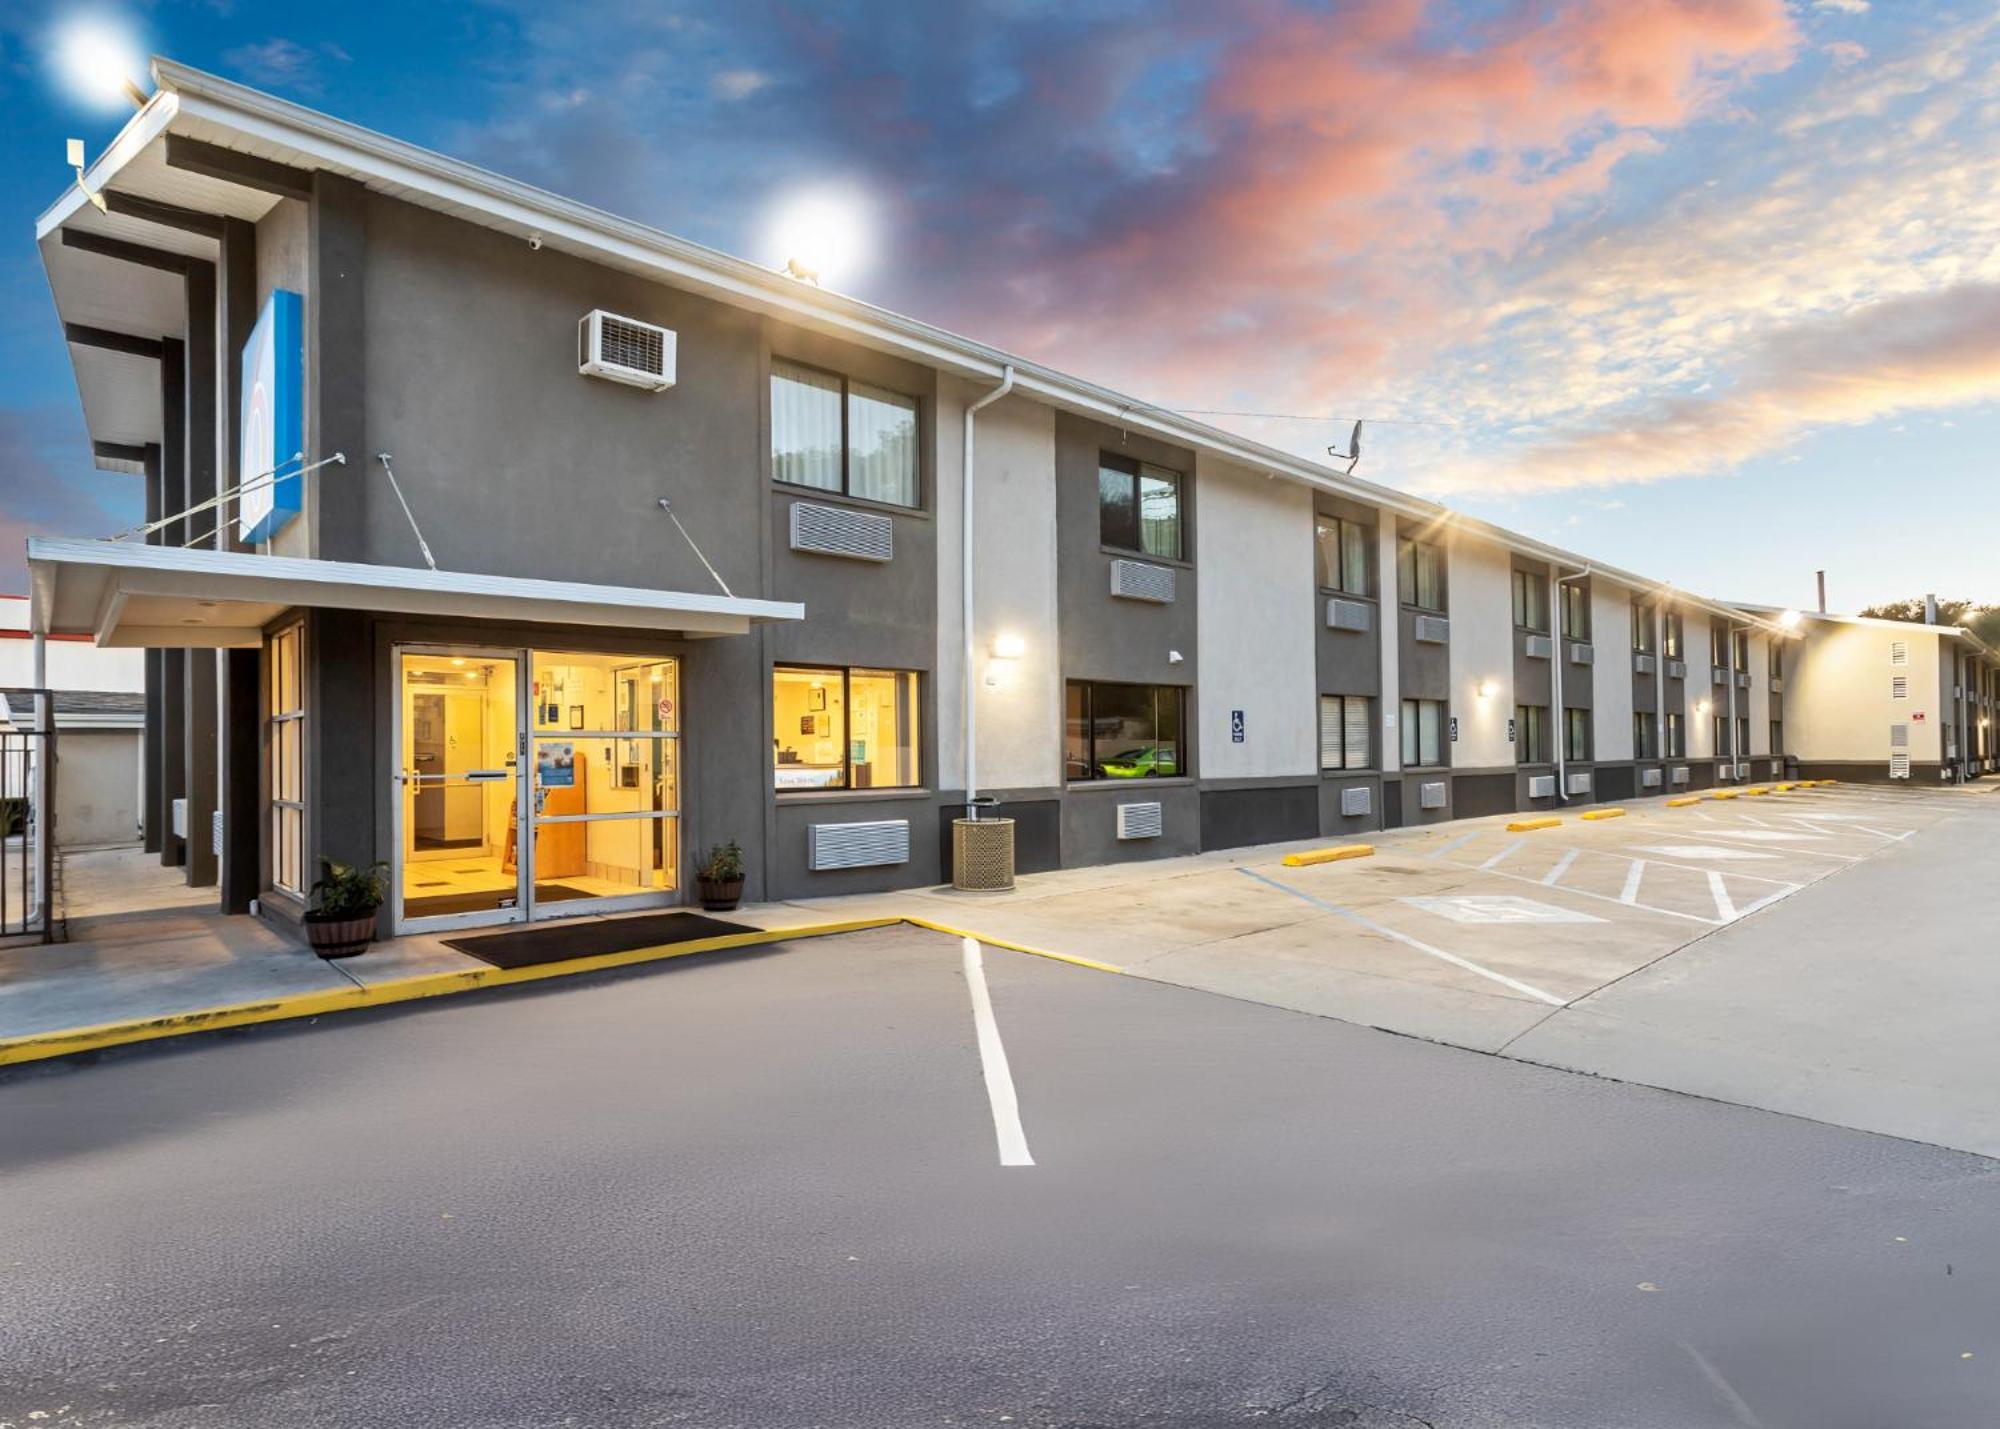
[53,17,149,110]
[1476,679,1499,699]
[990,635,1025,660]
[767,187,872,290]
[68,137,108,212]
[1778,609,1802,629]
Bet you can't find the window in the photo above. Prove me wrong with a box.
[1560,582,1591,640]
[1632,601,1656,653]
[1663,611,1684,659]
[1318,694,1372,771]
[1711,626,1729,666]
[1770,719,1784,757]
[1732,630,1749,672]
[1665,712,1685,758]
[771,359,919,507]
[1400,698,1445,767]
[267,622,306,897]
[1511,570,1548,632]
[1737,716,1750,757]
[1066,682,1184,781]
[1714,715,1729,756]
[1633,711,1658,759]
[1768,640,1783,678]
[1398,539,1444,611]
[1098,453,1183,560]
[1515,704,1550,763]
[1564,707,1591,762]
[1314,516,1369,594]
[773,666,920,791]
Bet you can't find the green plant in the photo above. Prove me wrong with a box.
[308,857,388,918]
[697,840,744,882]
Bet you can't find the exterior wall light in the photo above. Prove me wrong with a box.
[990,635,1025,660]
[1778,609,1802,629]
[1697,699,1711,714]
[1477,679,1499,699]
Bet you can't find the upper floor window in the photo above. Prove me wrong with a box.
[1098,453,1183,561]
[771,359,919,508]
[1511,570,1548,632]
[1398,538,1445,612]
[1711,625,1729,666]
[1560,582,1591,640]
[1663,611,1684,659]
[1631,601,1656,652]
[1768,640,1783,677]
[1314,516,1369,595]
[1732,629,1750,672]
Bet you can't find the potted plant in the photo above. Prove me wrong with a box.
[304,856,388,959]
[695,840,745,912]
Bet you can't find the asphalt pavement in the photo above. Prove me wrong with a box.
[4,923,1997,1428]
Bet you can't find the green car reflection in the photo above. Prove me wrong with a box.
[1098,745,1179,779]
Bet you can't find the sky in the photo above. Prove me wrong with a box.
[1,0,1995,612]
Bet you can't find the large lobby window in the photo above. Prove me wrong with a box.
[773,666,920,791]
[267,622,306,896]
[1099,453,1183,560]
[771,359,919,507]
[1066,681,1184,781]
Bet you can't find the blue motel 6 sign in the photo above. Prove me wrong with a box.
[237,289,305,544]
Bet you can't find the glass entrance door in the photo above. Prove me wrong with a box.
[527,652,681,918]
[394,649,527,932]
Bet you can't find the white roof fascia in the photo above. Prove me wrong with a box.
[35,91,183,240]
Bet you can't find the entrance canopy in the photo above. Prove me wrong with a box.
[27,538,803,648]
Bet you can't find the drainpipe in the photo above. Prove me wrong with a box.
[1725,618,1743,778]
[1553,566,1593,802]
[962,365,1015,820]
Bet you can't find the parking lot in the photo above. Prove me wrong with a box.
[6,920,1999,1429]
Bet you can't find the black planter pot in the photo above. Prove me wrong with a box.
[696,876,744,913]
[303,910,377,959]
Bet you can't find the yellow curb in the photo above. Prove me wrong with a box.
[0,914,1131,1071]
[1281,843,1375,868]
[1665,796,1702,807]
[1772,782,1798,791]
[1743,786,1772,796]
[1580,808,1625,820]
[1507,816,1562,832]
[1709,789,1741,800]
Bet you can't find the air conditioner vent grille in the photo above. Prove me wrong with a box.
[1634,652,1656,675]
[808,819,910,871]
[1116,802,1164,839]
[1565,770,1592,795]
[1419,780,1447,810]
[1414,614,1450,645]
[789,501,893,562]
[1327,598,1372,633]
[1527,774,1556,799]
[1666,659,1687,680]
[577,309,677,390]
[1524,633,1553,660]
[1641,768,1662,788]
[1569,642,1595,666]
[1339,785,1372,817]
[1110,560,1175,604]
[1670,765,1690,785]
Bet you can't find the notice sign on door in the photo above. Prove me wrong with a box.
[537,741,576,788]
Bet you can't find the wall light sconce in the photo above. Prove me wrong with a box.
[990,634,1025,660]
[1697,699,1712,714]
[1476,679,1499,699]
[1168,650,1185,665]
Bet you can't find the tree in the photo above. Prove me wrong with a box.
[1858,597,2000,646]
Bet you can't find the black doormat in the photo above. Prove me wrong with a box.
[443,910,755,969]
[405,884,591,920]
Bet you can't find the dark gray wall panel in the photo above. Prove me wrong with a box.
[1451,771,1515,820]
[1317,775,1383,835]
[1199,782,1317,852]
[1061,784,1200,866]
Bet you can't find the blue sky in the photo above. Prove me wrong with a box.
[2,0,1995,612]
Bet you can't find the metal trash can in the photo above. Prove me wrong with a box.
[952,816,1016,892]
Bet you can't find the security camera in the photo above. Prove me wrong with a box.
[528,233,544,251]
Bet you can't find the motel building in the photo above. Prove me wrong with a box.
[25,61,1996,941]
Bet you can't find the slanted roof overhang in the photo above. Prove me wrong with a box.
[33,58,1792,641]
[27,538,803,649]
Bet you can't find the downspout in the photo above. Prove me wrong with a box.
[1725,618,1742,778]
[1553,566,1593,802]
[962,365,1015,819]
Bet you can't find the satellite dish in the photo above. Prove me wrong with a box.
[1328,419,1363,473]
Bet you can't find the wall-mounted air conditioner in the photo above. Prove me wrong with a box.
[1339,785,1372,817]
[1524,634,1553,660]
[1712,666,1730,685]
[1770,677,1784,693]
[790,501,893,562]
[1116,802,1163,839]
[1634,653,1656,675]
[578,309,677,391]
[1327,598,1372,633]
[1666,659,1687,680]
[1569,642,1595,666]
[1527,774,1556,799]
[1414,614,1450,644]
[1736,671,1751,688]
[1565,770,1592,795]
[1419,781,1447,810]
[1110,560,1175,604]
[1670,766,1690,786]
[808,819,910,871]
[1641,768,1662,788]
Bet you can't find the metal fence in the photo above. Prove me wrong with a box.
[0,690,57,942]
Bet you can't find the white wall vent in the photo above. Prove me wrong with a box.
[1670,765,1690,786]
[577,309,677,391]
[1736,671,1751,688]
[789,501,893,562]
[1524,634,1553,660]
[1110,559,1176,604]
[1711,665,1730,685]
[1339,785,1372,818]
[1634,652,1656,675]
[1527,774,1556,799]
[1770,677,1784,693]
[211,808,225,858]
[1666,659,1687,680]
[1326,598,1372,633]
[171,797,187,840]
[1890,640,1909,668]
[808,819,910,871]
[1565,770,1593,795]
[1116,802,1164,840]
[1641,767,1662,788]
[1890,753,1911,779]
[1414,614,1450,645]
[1715,761,1733,782]
[1891,675,1909,700]
[1569,642,1595,666]
[1419,780,1447,810]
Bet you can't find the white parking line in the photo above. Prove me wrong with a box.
[1706,871,1738,922]
[1443,855,1721,925]
[960,937,1034,1168]
[1429,831,1481,861]
[1481,840,1523,870]
[1620,860,1646,905]
[1542,849,1580,886]
[1668,830,1861,862]
[1239,868,1567,1006]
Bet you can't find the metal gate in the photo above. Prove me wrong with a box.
[0,689,58,943]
